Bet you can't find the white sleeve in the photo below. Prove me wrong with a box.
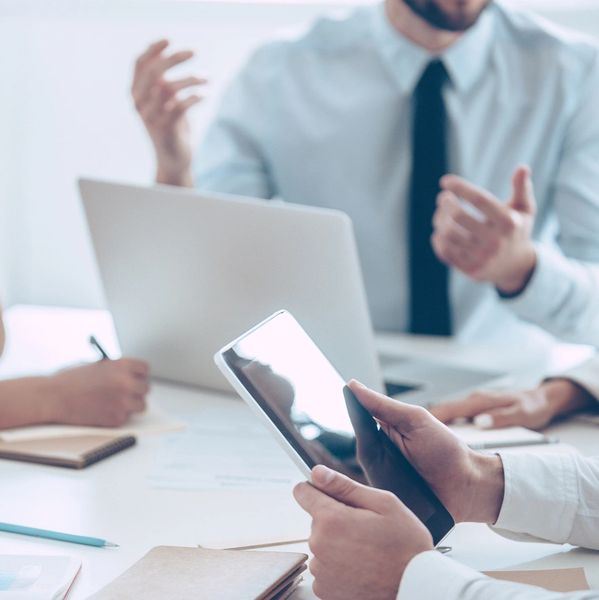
[499,53,599,345]
[399,452,599,600]
[492,452,599,550]
[398,551,599,600]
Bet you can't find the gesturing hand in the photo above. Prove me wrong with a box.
[294,465,433,600]
[432,166,537,295]
[132,39,207,186]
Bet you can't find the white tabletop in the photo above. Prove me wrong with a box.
[1,305,598,598]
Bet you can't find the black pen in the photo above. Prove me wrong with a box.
[89,335,111,360]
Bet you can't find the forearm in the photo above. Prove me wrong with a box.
[542,379,596,420]
[0,376,61,429]
[500,244,599,344]
[399,551,599,600]
[156,165,194,187]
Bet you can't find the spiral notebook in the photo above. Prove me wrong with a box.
[0,434,136,469]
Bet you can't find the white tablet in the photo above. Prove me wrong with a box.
[215,310,455,545]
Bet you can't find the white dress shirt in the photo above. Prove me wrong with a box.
[194,2,599,345]
[399,451,599,599]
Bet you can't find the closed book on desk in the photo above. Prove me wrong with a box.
[0,434,135,469]
[90,546,308,600]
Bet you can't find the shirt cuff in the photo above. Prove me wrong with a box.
[492,451,579,543]
[398,550,485,600]
[497,243,572,326]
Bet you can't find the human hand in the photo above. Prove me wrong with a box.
[347,380,504,524]
[430,379,595,430]
[47,359,150,427]
[294,464,433,600]
[432,166,537,295]
[131,39,207,186]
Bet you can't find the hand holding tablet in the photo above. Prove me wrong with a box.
[215,310,473,544]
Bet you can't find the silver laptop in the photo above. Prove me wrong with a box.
[80,179,384,392]
[80,179,503,400]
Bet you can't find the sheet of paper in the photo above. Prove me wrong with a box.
[147,420,303,492]
[484,567,590,592]
[0,407,185,442]
[450,424,548,449]
[0,555,80,598]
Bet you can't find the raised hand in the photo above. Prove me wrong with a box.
[132,40,207,186]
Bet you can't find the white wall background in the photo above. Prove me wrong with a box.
[1,0,599,309]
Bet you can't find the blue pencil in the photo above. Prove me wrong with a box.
[0,522,118,547]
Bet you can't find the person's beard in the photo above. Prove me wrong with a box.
[403,0,491,32]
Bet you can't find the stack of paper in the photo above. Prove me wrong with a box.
[0,555,80,599]
[450,424,553,450]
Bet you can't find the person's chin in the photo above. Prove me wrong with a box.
[402,0,490,32]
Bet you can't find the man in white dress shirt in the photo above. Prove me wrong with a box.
[294,379,599,600]
[132,0,599,345]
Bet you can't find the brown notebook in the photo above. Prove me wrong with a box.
[90,546,308,600]
[0,434,136,469]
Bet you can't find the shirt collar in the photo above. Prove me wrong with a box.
[370,2,496,95]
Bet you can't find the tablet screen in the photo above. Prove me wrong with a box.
[221,311,454,544]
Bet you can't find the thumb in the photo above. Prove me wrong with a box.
[509,165,536,215]
[348,380,430,433]
[311,465,393,513]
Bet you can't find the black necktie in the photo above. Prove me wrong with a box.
[408,60,452,336]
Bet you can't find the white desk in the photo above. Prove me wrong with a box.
[1,305,598,598]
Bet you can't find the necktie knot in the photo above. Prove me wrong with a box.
[416,60,449,96]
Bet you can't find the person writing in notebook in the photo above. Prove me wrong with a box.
[0,305,150,429]
[429,357,599,430]
[131,0,599,346]
[294,380,599,600]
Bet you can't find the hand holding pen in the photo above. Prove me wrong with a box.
[41,338,151,428]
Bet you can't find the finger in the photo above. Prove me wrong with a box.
[344,385,380,450]
[474,406,521,429]
[347,380,430,434]
[438,192,489,239]
[136,50,194,99]
[155,50,195,77]
[293,480,343,517]
[440,175,512,231]
[436,217,477,249]
[119,358,150,378]
[133,40,169,97]
[136,39,169,70]
[166,94,202,121]
[164,76,207,96]
[431,234,481,274]
[429,392,515,423]
[510,165,536,215]
[125,394,147,414]
[129,378,150,397]
[310,465,394,513]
